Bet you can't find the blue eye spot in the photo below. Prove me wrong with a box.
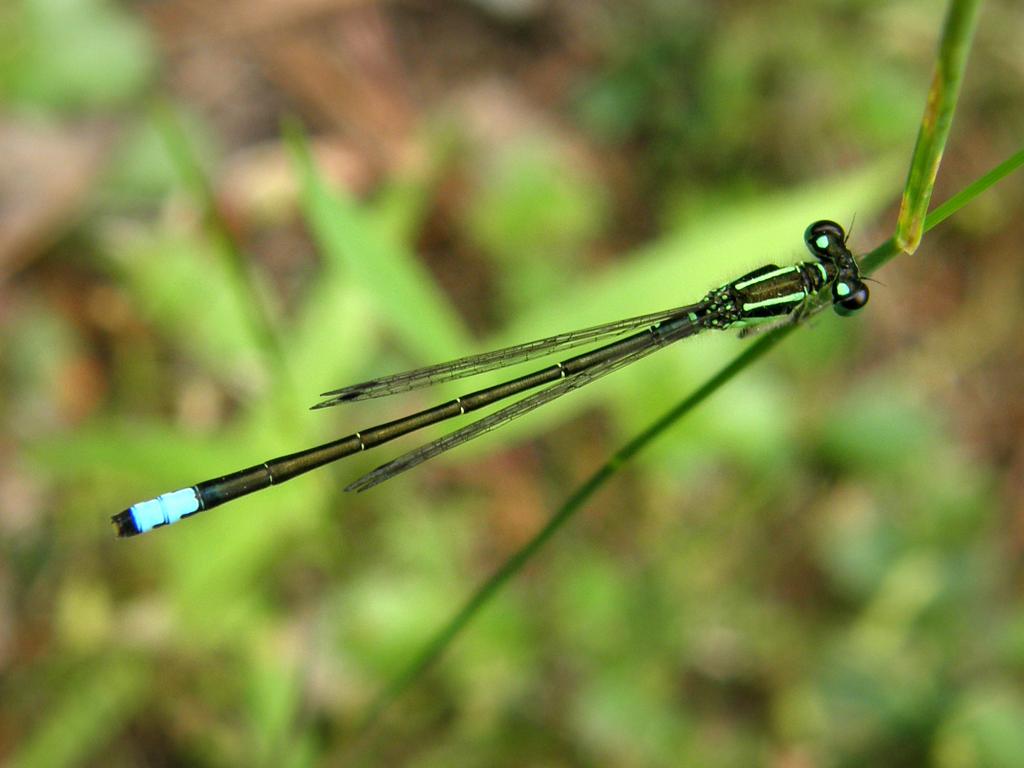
[836,282,851,297]
[815,234,829,250]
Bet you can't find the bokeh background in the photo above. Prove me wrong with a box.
[2,1,1023,765]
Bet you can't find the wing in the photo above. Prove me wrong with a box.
[343,340,666,492]
[312,303,702,408]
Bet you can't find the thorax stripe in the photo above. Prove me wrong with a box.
[742,291,806,312]
[734,265,797,290]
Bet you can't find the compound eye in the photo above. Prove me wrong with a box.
[832,279,869,316]
[805,220,846,257]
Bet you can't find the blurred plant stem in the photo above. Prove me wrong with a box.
[150,100,291,392]
[357,140,1024,740]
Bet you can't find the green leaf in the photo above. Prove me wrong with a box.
[935,686,1024,768]
[286,121,470,363]
[11,659,147,768]
[101,231,266,382]
[1,0,154,110]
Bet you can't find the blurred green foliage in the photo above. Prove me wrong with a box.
[2,1,1023,766]
[1,0,154,110]
[466,139,608,313]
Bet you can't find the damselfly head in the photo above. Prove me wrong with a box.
[832,277,869,315]
[805,219,867,314]
[804,220,847,260]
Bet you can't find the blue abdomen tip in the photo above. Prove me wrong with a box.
[126,488,201,535]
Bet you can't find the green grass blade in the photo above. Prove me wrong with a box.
[151,100,287,376]
[11,660,147,768]
[341,1,1007,729]
[104,231,269,381]
[862,145,1024,274]
[284,119,470,362]
[354,326,790,737]
[359,144,1024,736]
[895,0,982,253]
[922,145,1024,233]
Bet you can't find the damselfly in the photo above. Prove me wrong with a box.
[112,220,868,537]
